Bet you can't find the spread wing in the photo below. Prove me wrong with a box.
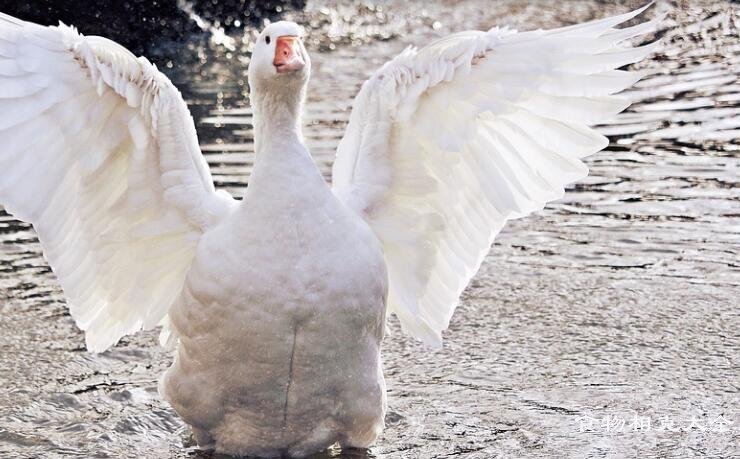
[0,13,235,351]
[332,4,661,346]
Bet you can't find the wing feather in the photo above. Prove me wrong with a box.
[332,4,660,346]
[0,15,235,351]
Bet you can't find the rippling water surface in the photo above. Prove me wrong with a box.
[0,1,737,458]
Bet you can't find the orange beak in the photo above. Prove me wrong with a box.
[273,36,305,74]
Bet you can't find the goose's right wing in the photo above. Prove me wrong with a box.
[0,13,235,351]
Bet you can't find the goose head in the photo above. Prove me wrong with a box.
[248,21,310,100]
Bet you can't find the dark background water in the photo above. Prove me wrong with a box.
[0,0,305,56]
[0,1,738,458]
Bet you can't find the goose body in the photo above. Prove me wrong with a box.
[163,129,388,456]
[0,6,660,457]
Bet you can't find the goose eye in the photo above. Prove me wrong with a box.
[265,35,271,45]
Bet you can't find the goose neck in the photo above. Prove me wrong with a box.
[251,86,304,156]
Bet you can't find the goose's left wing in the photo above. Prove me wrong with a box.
[332,5,660,347]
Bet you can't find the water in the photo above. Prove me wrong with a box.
[0,1,738,458]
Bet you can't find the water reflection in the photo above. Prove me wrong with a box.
[189,445,375,459]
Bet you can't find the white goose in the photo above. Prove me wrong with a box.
[0,5,659,457]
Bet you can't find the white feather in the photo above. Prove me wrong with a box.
[332,4,659,347]
[0,16,234,351]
